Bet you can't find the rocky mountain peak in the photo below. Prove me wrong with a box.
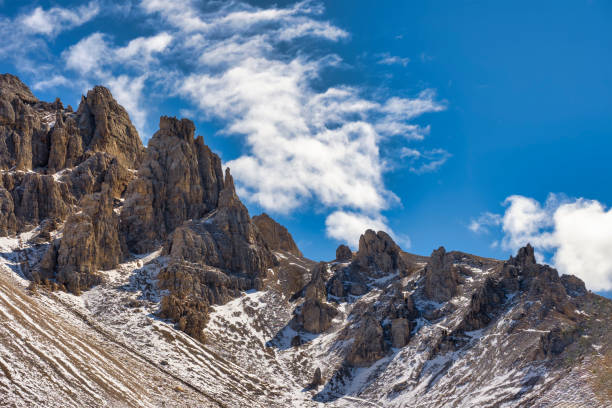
[158,115,196,142]
[353,229,408,277]
[0,73,37,103]
[1,75,610,408]
[512,242,537,266]
[219,167,238,207]
[76,85,144,169]
[335,244,352,261]
[252,212,303,257]
[423,246,460,302]
[121,116,224,253]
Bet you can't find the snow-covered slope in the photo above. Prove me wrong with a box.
[1,231,610,407]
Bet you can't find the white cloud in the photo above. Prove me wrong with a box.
[377,53,410,67]
[0,2,99,72]
[64,32,109,75]
[552,200,612,291]
[32,75,70,90]
[106,74,148,135]
[19,2,99,37]
[115,32,173,63]
[61,31,174,136]
[138,0,446,246]
[471,194,612,291]
[3,0,448,249]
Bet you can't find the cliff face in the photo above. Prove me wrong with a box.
[0,76,277,339]
[253,213,303,257]
[120,116,224,253]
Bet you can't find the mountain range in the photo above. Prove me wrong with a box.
[0,74,610,407]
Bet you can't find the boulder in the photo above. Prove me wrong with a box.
[310,367,323,387]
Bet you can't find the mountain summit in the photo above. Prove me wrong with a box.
[0,76,609,407]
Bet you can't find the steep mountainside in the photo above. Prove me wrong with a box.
[0,75,610,407]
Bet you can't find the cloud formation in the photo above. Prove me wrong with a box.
[471,194,612,291]
[19,2,99,37]
[377,53,410,67]
[136,0,446,246]
[4,0,449,248]
[401,147,452,174]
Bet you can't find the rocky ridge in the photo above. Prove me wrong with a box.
[0,75,610,408]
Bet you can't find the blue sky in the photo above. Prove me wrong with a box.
[1,0,611,295]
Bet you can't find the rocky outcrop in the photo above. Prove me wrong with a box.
[121,117,224,253]
[503,244,578,318]
[0,76,142,237]
[345,313,386,366]
[0,75,143,172]
[0,172,73,234]
[156,167,276,339]
[352,230,408,277]
[423,246,461,302]
[335,244,352,261]
[560,274,587,297]
[391,318,411,348]
[252,213,302,257]
[310,367,323,388]
[162,168,276,278]
[296,263,337,333]
[36,185,124,294]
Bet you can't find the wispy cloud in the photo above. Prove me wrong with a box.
[377,52,410,67]
[470,194,612,291]
[4,0,448,248]
[401,147,451,174]
[19,1,99,37]
[468,212,502,233]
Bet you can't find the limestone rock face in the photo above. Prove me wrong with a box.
[391,317,411,348]
[0,76,143,172]
[37,185,125,294]
[560,274,587,297]
[0,187,17,235]
[75,86,144,169]
[252,213,302,257]
[346,313,386,367]
[47,111,83,171]
[162,168,276,278]
[0,76,142,238]
[296,263,337,333]
[353,230,408,277]
[424,246,461,302]
[67,152,133,201]
[504,244,578,318]
[156,167,277,339]
[335,244,353,261]
[121,116,224,253]
[0,172,73,234]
